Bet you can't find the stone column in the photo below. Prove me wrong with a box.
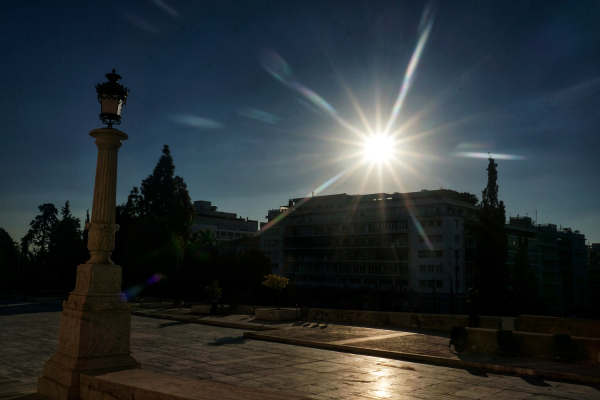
[38,128,140,400]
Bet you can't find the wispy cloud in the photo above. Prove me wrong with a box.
[170,114,224,129]
[238,108,279,124]
[122,12,160,33]
[150,0,179,17]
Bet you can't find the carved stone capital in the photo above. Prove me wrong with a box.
[89,128,128,149]
[85,222,119,265]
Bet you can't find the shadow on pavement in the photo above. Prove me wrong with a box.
[207,336,249,346]
[156,321,191,328]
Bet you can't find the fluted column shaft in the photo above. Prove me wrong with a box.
[85,128,128,265]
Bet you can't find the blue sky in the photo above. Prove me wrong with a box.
[1,1,600,243]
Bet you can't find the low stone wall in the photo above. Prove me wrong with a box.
[463,328,600,362]
[255,308,300,321]
[517,315,600,339]
[306,309,504,331]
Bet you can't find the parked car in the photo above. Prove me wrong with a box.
[391,301,418,312]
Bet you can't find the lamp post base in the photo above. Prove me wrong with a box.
[37,264,140,400]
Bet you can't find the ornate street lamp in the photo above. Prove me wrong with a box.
[38,71,139,400]
[96,69,129,128]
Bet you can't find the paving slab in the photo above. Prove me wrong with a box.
[243,323,600,385]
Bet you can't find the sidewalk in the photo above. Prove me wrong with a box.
[131,306,600,385]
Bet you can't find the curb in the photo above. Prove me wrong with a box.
[242,332,600,385]
[130,310,280,331]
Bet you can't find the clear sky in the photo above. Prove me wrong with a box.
[1,1,600,244]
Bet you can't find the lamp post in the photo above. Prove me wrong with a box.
[38,70,139,400]
[448,246,465,314]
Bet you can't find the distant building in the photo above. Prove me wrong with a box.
[220,235,260,253]
[260,190,479,312]
[588,243,600,312]
[192,200,258,241]
[505,216,588,315]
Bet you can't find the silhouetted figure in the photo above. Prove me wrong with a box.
[466,288,481,327]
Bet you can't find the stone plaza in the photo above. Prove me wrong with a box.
[2,299,600,400]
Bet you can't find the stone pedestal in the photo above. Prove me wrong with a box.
[38,264,140,400]
[38,128,139,400]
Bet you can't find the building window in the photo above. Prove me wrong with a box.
[418,250,443,258]
[419,280,427,287]
[455,220,459,228]
[435,265,443,273]
[455,235,460,244]
[419,265,427,272]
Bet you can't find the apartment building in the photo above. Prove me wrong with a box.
[192,200,258,241]
[588,243,600,313]
[505,216,588,315]
[260,189,479,312]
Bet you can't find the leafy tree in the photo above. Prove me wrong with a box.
[204,280,222,302]
[49,201,83,290]
[139,145,195,239]
[114,187,142,267]
[457,192,479,205]
[262,274,289,309]
[475,157,508,316]
[21,203,59,260]
[0,228,19,291]
[81,209,90,262]
[119,215,184,296]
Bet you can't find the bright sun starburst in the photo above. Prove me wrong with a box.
[363,134,395,164]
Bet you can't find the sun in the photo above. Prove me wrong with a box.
[363,134,395,164]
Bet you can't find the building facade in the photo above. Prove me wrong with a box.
[505,216,588,315]
[260,190,479,312]
[192,200,258,241]
[588,243,600,315]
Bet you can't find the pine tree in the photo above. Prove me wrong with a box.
[475,157,508,316]
[139,145,195,239]
[49,201,83,290]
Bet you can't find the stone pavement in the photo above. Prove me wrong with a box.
[2,301,600,399]
[131,306,600,385]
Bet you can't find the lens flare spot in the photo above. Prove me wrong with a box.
[364,134,395,163]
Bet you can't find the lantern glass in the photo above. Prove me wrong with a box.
[100,95,123,117]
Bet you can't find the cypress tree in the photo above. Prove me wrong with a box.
[475,157,508,316]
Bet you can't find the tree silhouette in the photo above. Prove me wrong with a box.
[139,145,195,239]
[20,202,84,292]
[475,157,508,316]
[49,201,83,290]
[21,203,59,260]
[0,228,19,291]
